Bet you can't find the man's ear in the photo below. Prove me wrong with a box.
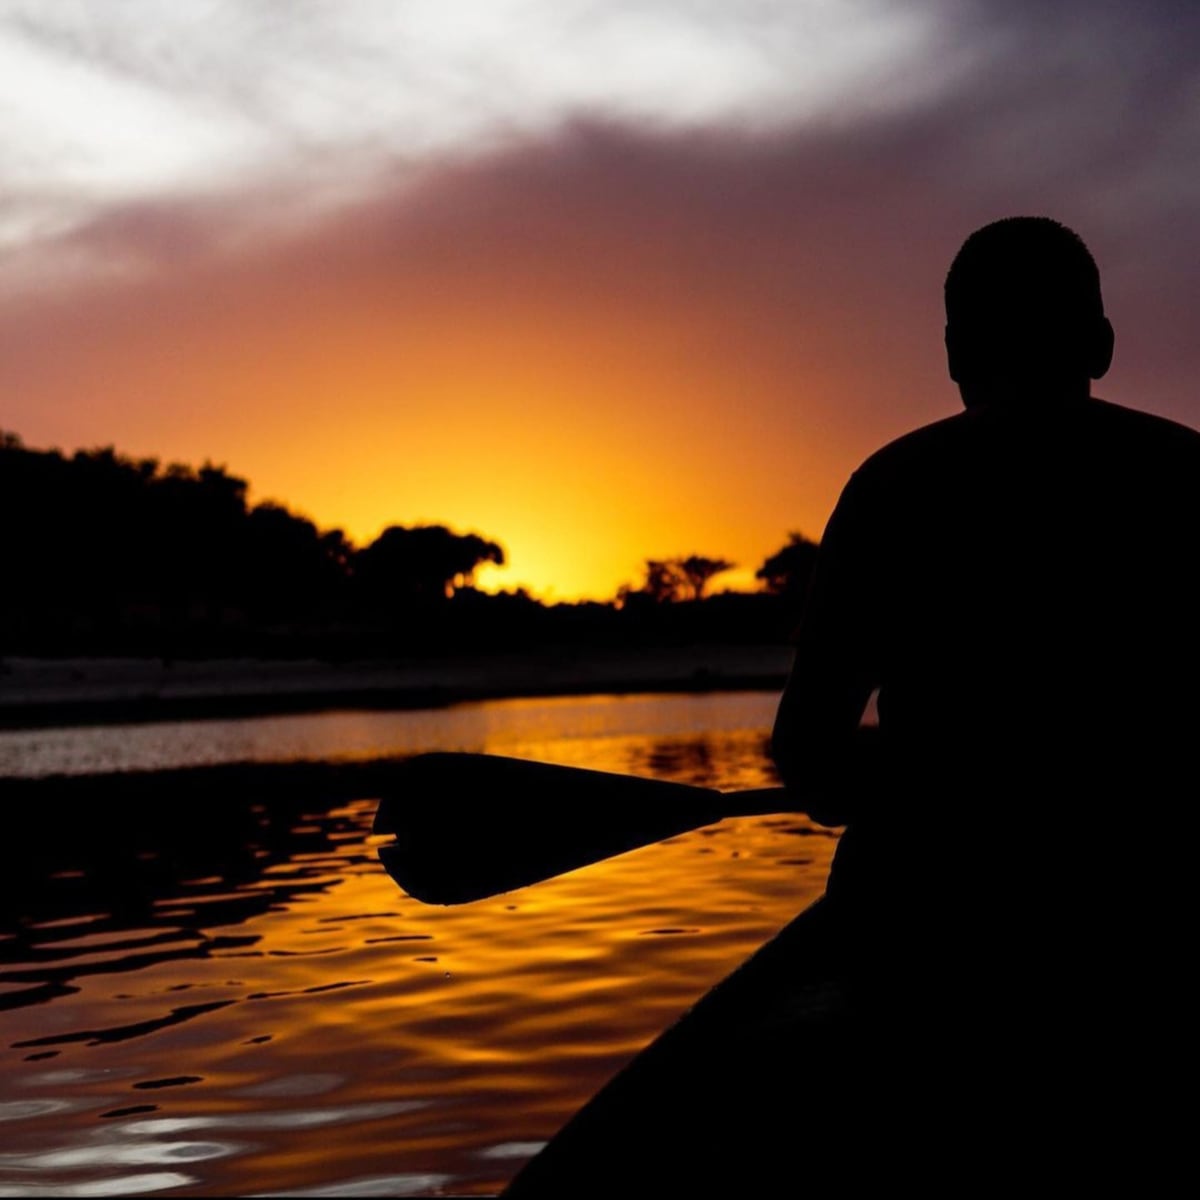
[945,323,963,383]
[1089,317,1114,380]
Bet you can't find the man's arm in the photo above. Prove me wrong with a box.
[771,471,881,826]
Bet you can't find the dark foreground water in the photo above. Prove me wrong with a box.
[0,692,838,1196]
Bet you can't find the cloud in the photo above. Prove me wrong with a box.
[2,97,1195,466]
[4,0,1197,420]
[0,1,942,260]
[0,0,1196,595]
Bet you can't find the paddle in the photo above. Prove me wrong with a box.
[371,751,794,905]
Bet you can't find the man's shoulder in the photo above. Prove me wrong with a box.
[849,411,973,484]
[1086,396,1200,446]
[850,397,1200,485]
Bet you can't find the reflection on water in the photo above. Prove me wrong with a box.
[0,691,784,778]
[0,694,838,1197]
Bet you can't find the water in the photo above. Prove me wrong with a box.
[1,692,790,779]
[0,692,838,1196]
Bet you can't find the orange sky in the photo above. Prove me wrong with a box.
[0,131,942,599]
[2,7,1197,601]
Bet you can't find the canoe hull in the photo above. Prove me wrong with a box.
[502,890,1189,1192]
[502,898,847,1195]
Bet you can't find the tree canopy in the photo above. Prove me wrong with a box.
[355,524,505,604]
[0,433,507,651]
[1,430,821,655]
[756,532,819,600]
[626,555,736,604]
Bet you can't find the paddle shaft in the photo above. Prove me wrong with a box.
[372,753,800,905]
[714,787,792,818]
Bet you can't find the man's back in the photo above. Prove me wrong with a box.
[779,394,1199,1170]
[845,395,1198,770]
[801,396,1198,956]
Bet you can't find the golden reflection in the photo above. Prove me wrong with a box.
[0,721,833,1196]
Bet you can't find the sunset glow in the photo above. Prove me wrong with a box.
[2,7,1198,1195]
[2,2,1197,600]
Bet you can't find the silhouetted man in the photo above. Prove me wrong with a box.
[771,216,1199,1174]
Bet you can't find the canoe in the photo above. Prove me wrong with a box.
[500,897,850,1195]
[501,887,1187,1194]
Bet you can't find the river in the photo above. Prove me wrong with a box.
[0,691,837,1196]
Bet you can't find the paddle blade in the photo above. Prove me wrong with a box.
[373,752,729,905]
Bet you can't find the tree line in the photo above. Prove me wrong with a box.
[0,433,819,657]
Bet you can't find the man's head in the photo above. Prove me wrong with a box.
[944,217,1114,407]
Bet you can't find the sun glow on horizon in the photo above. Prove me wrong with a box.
[1,3,1197,610]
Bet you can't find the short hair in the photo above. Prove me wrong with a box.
[945,217,1105,376]
[945,214,1104,319]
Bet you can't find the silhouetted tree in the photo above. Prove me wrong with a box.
[0,429,807,656]
[642,559,686,603]
[354,524,505,612]
[240,503,340,623]
[678,555,735,600]
[627,556,734,603]
[320,528,353,575]
[756,533,820,600]
[148,460,251,627]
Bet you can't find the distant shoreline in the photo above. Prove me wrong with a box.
[0,645,793,731]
